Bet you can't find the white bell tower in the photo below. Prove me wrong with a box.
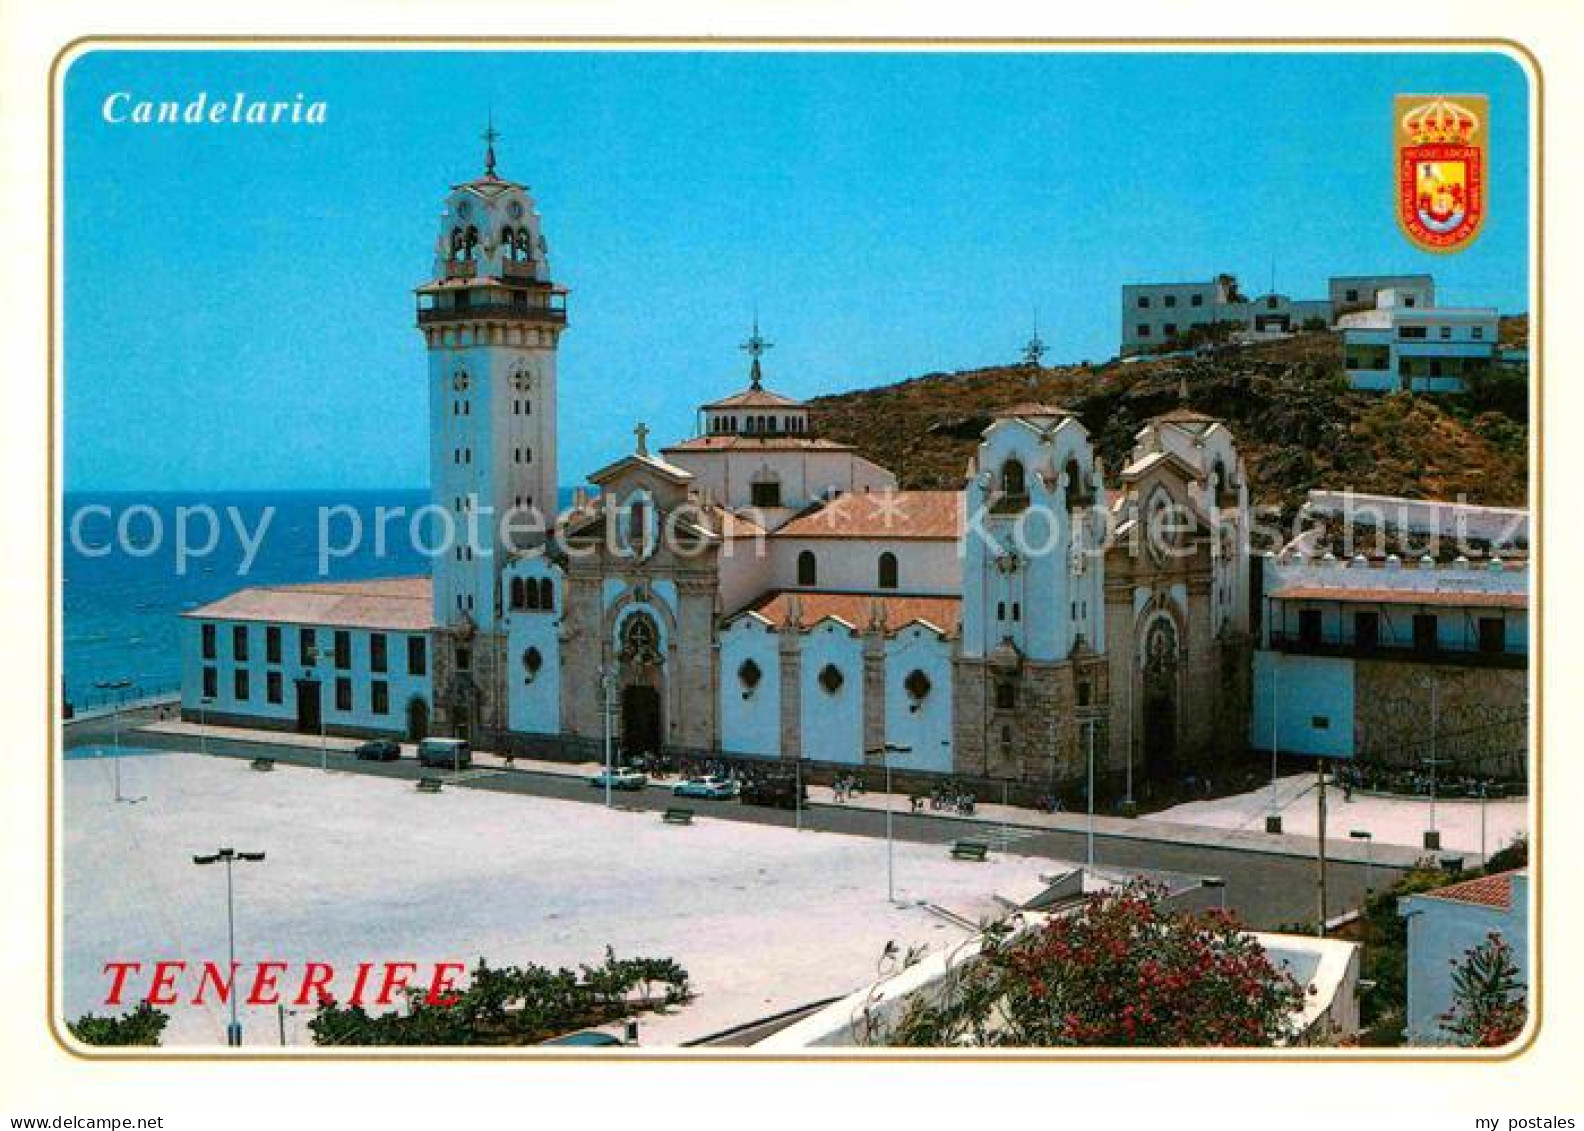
[416,123,567,742]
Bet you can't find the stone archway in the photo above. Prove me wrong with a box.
[616,610,666,754]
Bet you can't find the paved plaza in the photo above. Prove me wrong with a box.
[1153,773,1527,859]
[63,749,1070,1048]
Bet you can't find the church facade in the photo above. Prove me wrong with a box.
[181,150,1256,794]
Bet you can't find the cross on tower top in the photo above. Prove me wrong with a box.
[634,421,650,457]
[481,113,501,178]
[740,316,774,390]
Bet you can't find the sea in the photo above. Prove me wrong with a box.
[62,489,574,710]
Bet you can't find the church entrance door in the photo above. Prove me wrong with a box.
[1140,616,1181,777]
[621,685,663,756]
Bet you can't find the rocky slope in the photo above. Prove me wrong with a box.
[807,324,1529,519]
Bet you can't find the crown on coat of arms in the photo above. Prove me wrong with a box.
[1401,97,1481,146]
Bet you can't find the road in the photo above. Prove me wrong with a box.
[65,709,1408,931]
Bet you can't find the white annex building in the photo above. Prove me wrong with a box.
[180,147,1526,793]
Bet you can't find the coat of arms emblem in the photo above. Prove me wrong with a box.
[1394,94,1488,253]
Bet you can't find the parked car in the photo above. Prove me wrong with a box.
[672,775,739,800]
[354,740,401,762]
[740,774,806,810]
[417,737,471,769]
[589,767,649,791]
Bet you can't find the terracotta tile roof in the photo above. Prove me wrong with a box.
[701,386,804,410]
[1419,870,1521,911]
[734,590,961,635]
[773,491,963,540]
[663,435,854,453]
[1269,585,1526,609]
[183,576,435,631]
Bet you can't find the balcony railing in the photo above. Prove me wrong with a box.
[417,298,567,325]
[1267,631,1524,669]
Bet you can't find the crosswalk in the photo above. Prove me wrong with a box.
[976,824,1046,850]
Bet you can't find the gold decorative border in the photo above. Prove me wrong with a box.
[44,34,1545,1063]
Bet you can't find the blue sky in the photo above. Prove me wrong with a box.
[64,50,1531,492]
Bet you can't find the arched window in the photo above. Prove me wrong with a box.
[621,612,661,665]
[878,552,899,590]
[797,550,818,587]
[462,226,479,261]
[538,578,554,612]
[510,577,527,610]
[1001,458,1026,497]
[1064,457,1092,508]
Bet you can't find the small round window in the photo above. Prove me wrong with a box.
[818,664,845,695]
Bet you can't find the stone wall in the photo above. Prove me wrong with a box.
[1353,660,1527,777]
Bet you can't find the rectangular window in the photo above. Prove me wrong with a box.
[1163,323,1177,338]
[201,623,217,660]
[1136,324,1151,338]
[232,625,249,662]
[1137,296,1150,309]
[1354,611,1380,651]
[1311,716,1330,731]
[372,680,389,716]
[202,666,217,699]
[334,630,351,670]
[456,646,471,673]
[1439,326,1452,340]
[1298,608,1323,647]
[1190,294,1204,307]
[1164,294,1177,308]
[300,627,317,666]
[994,680,1017,710]
[408,636,428,676]
[1345,289,1359,302]
[1399,326,1427,339]
[266,626,282,665]
[1472,326,1485,340]
[1478,616,1506,654]
[267,671,283,704]
[370,633,388,674]
[750,481,782,508]
[1413,613,1438,653]
[234,669,250,701]
[335,677,352,712]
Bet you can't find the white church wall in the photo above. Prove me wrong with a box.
[504,558,562,736]
[799,621,865,765]
[668,449,897,515]
[883,627,954,774]
[770,537,960,595]
[1250,649,1356,759]
[719,619,781,758]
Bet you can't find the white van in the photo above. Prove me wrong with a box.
[417,737,471,769]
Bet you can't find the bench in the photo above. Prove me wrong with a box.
[416,777,444,794]
[662,808,694,826]
[249,758,275,772]
[950,840,989,862]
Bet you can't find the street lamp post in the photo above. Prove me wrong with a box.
[598,665,616,808]
[1267,655,1283,834]
[1084,718,1097,873]
[1350,829,1375,896]
[93,679,135,803]
[198,696,215,759]
[866,742,911,903]
[1478,782,1489,864]
[193,847,266,1047]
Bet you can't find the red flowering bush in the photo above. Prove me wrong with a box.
[884,881,1306,1047]
[1439,932,1526,1048]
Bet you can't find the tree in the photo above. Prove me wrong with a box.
[68,1001,169,1046]
[1440,933,1526,1047]
[307,950,692,1046]
[878,882,1307,1047]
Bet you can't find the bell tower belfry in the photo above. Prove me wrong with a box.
[416,123,568,743]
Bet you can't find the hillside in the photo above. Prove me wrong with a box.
[807,325,1529,519]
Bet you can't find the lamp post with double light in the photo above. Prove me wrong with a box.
[865,742,912,903]
[192,847,266,1047]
